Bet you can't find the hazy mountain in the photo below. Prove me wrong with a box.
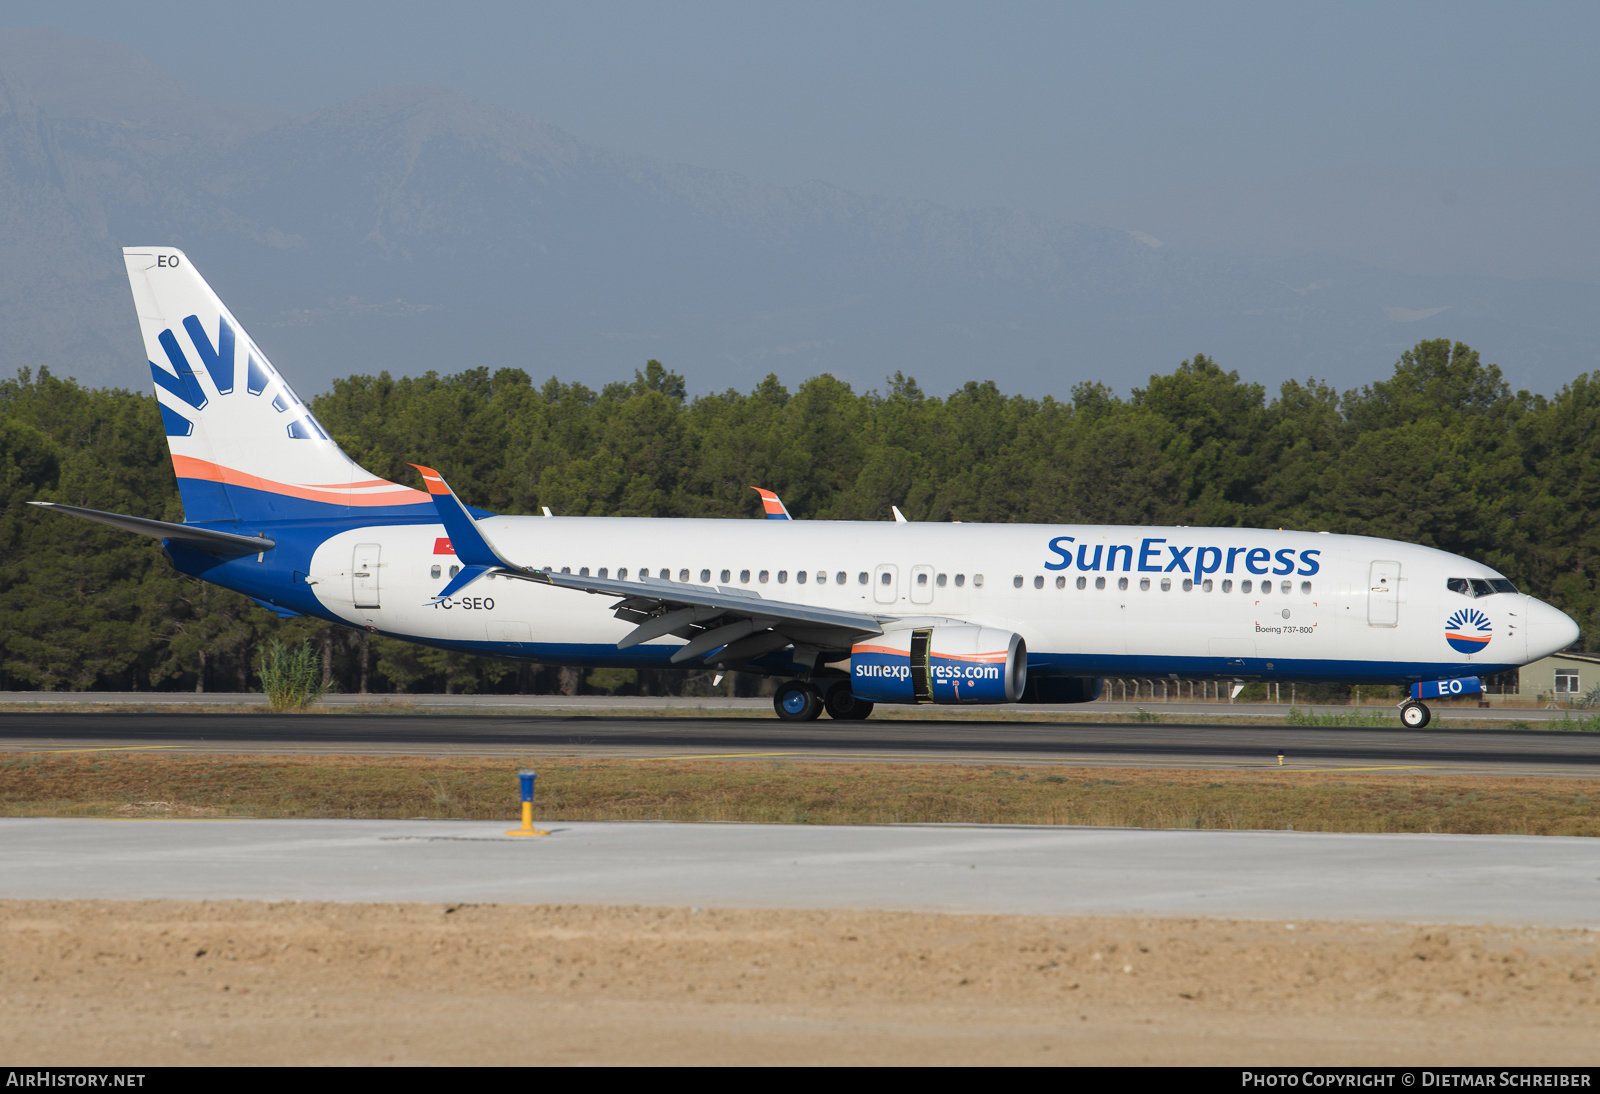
[3,27,1597,399]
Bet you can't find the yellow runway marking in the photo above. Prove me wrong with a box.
[647,751,805,760]
[1281,765,1437,772]
[38,745,188,755]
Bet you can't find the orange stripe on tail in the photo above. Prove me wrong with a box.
[170,455,430,507]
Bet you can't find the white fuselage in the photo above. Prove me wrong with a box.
[301,518,1573,682]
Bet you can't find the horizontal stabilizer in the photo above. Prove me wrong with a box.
[430,564,495,603]
[29,501,274,555]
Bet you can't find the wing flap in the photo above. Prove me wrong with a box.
[532,568,886,663]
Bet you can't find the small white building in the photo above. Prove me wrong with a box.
[1488,650,1600,706]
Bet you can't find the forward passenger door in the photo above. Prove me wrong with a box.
[1368,561,1400,627]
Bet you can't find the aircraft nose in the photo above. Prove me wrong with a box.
[1525,597,1580,660]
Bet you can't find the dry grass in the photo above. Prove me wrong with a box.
[2,752,1599,835]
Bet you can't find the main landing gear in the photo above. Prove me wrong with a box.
[1400,701,1432,729]
[773,679,875,722]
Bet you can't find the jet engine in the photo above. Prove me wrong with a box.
[850,626,1027,704]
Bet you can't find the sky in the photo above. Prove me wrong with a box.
[11,0,1600,218]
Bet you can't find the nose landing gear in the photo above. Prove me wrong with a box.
[1400,701,1432,729]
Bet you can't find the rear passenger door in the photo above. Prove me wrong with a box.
[352,544,382,609]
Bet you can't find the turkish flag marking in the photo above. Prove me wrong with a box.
[434,538,455,555]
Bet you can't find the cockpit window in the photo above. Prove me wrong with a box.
[1448,576,1520,597]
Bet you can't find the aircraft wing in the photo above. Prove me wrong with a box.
[523,569,886,665]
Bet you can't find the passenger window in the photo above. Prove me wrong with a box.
[720,569,731,583]
[1182,578,1193,591]
[1056,576,1066,589]
[700,569,711,583]
[759,570,770,583]
[1161,578,1172,592]
[1260,581,1271,596]
[936,573,948,587]
[430,564,441,579]
[816,571,826,584]
[579,567,590,576]
[1013,575,1024,588]
[1221,579,1231,593]
[618,567,629,579]
[450,565,461,577]
[1470,579,1494,598]
[598,568,608,578]
[858,572,869,585]
[916,572,928,586]
[1202,579,1213,592]
[561,566,570,574]
[660,568,671,580]
[1280,580,1292,594]
[955,574,965,587]
[1447,577,1470,596]
[740,569,751,583]
[1034,576,1044,589]
[974,574,985,588]
[679,569,690,582]
[1300,581,1311,594]
[1118,577,1128,591]
[777,570,787,583]
[1241,580,1252,593]
[836,572,847,585]
[1076,576,1087,590]
[797,571,807,584]
[1096,576,1106,590]
[881,572,892,585]
[1139,578,1151,591]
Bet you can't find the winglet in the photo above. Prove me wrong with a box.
[892,505,908,523]
[409,464,519,596]
[751,486,791,520]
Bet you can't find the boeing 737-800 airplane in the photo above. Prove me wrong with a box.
[32,249,1580,725]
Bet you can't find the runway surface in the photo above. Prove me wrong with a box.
[3,711,1599,776]
[5,818,1597,926]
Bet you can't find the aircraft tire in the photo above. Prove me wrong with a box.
[1400,701,1432,729]
[823,683,874,721]
[774,680,823,722]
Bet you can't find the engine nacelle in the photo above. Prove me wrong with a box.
[850,626,1027,704]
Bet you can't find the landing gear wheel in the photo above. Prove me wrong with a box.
[774,680,823,722]
[823,683,875,721]
[1400,701,1432,729]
